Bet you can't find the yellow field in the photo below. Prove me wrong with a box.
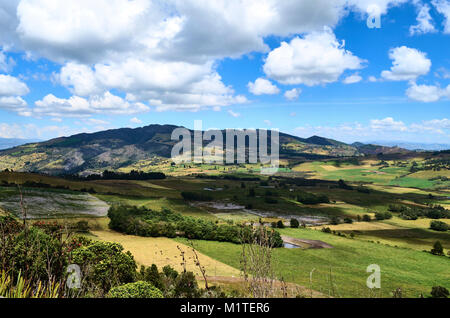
[317,201,371,217]
[409,170,450,179]
[90,229,240,279]
[386,217,450,229]
[366,184,444,196]
[312,221,398,232]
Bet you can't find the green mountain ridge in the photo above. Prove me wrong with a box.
[0,124,410,175]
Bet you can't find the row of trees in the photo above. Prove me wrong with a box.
[389,204,450,220]
[66,170,166,181]
[108,205,284,247]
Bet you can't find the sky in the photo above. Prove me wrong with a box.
[0,0,449,144]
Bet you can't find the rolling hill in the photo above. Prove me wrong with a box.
[0,124,410,175]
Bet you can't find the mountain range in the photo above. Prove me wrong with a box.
[0,124,412,175]
[365,141,450,151]
[0,138,41,151]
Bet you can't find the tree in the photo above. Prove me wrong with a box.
[344,218,353,224]
[108,281,163,298]
[139,264,164,291]
[362,215,371,222]
[173,272,200,298]
[430,241,444,256]
[290,219,299,228]
[276,220,285,229]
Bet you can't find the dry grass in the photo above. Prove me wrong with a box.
[312,221,399,232]
[90,229,240,279]
[366,184,442,196]
[204,276,326,298]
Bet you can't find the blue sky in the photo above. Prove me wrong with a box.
[0,0,449,144]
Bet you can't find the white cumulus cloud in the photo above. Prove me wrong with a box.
[0,74,29,96]
[263,28,365,86]
[248,78,280,95]
[370,117,407,131]
[381,46,431,81]
[34,92,150,117]
[284,88,301,101]
[130,117,143,124]
[343,73,363,84]
[406,82,450,102]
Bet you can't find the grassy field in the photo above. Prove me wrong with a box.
[312,218,450,251]
[177,228,450,298]
[293,159,450,190]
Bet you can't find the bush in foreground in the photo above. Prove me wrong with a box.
[108,281,163,298]
[71,241,137,294]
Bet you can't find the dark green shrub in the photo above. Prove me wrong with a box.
[264,197,278,204]
[290,218,300,228]
[7,227,66,283]
[74,220,89,233]
[375,212,392,220]
[173,272,200,298]
[430,221,449,232]
[0,216,23,234]
[344,218,353,224]
[297,192,329,205]
[431,241,445,256]
[277,220,285,229]
[362,215,371,222]
[162,265,179,280]
[139,264,164,291]
[357,186,370,194]
[181,191,213,201]
[338,179,353,190]
[330,216,340,225]
[388,205,408,213]
[108,281,163,298]
[430,286,449,298]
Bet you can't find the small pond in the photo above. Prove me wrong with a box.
[283,242,301,249]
